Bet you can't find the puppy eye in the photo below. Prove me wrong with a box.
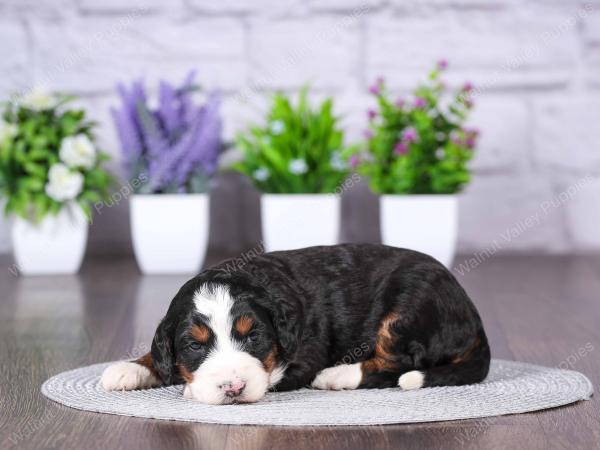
[188,342,204,351]
[246,331,260,343]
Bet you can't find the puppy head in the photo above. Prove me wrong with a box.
[151,282,286,405]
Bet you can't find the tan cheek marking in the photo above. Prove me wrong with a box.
[178,363,194,383]
[191,324,210,343]
[262,346,278,373]
[234,315,254,336]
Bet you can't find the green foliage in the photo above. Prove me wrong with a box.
[353,65,478,194]
[0,94,112,222]
[232,87,355,194]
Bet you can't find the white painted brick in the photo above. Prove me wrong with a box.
[0,21,30,98]
[220,93,269,143]
[78,0,166,13]
[582,8,600,43]
[0,0,77,18]
[366,9,578,90]
[467,96,531,171]
[583,12,600,68]
[533,95,600,172]
[187,0,307,15]
[457,174,565,254]
[391,0,509,7]
[248,17,361,89]
[308,0,383,12]
[565,177,600,250]
[31,17,245,93]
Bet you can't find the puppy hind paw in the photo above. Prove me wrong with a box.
[100,361,160,391]
[398,370,424,390]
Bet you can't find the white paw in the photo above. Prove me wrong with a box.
[100,362,160,391]
[311,363,362,390]
[183,384,193,399]
[398,370,424,390]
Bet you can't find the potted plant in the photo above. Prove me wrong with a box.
[351,61,478,266]
[0,88,111,275]
[111,71,222,274]
[233,88,353,252]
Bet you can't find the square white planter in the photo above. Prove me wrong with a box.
[11,205,88,276]
[380,194,458,267]
[261,194,340,252]
[130,194,210,274]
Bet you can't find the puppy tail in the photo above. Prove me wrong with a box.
[398,332,491,390]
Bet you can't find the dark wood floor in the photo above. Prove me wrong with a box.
[1,253,599,450]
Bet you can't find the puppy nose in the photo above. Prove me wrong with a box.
[220,380,246,398]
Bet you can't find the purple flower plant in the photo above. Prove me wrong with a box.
[368,84,380,96]
[111,70,222,194]
[413,97,427,109]
[402,127,418,143]
[349,154,361,169]
[367,109,377,120]
[394,142,408,155]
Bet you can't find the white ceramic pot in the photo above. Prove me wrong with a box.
[261,194,340,252]
[130,194,210,275]
[11,205,88,276]
[380,194,458,267]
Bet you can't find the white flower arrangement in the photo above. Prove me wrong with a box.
[45,164,84,202]
[59,134,97,169]
[0,93,111,222]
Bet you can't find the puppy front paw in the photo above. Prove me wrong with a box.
[100,362,160,391]
[311,364,362,390]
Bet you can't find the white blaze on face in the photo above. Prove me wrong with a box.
[187,286,270,405]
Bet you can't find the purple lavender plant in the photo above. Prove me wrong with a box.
[111,71,222,194]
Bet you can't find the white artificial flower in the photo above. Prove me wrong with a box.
[253,167,270,181]
[270,120,285,135]
[288,158,308,175]
[21,86,57,111]
[0,120,17,141]
[59,134,96,169]
[330,151,347,171]
[45,164,84,202]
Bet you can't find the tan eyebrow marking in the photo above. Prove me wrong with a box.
[234,315,254,336]
[191,324,210,343]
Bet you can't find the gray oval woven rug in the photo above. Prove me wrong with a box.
[41,359,593,426]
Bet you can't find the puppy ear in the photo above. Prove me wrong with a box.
[273,302,301,360]
[150,318,180,385]
[259,293,303,361]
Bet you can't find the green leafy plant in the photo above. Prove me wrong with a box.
[351,61,478,194]
[0,89,112,222]
[232,88,354,194]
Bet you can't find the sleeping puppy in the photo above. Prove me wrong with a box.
[101,243,490,405]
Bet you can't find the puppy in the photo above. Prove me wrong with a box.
[101,244,490,405]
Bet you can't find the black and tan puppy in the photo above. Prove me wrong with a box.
[101,244,490,404]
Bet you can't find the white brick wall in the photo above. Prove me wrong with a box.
[0,0,599,255]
